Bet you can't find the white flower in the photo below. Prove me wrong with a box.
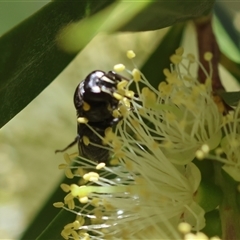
[126,49,223,165]
[56,153,203,239]
[54,49,216,239]
[219,103,240,181]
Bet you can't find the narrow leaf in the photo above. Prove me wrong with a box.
[119,0,215,31]
[218,91,240,106]
[0,0,114,128]
[221,53,240,84]
[213,14,240,64]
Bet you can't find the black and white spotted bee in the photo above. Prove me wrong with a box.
[56,70,134,163]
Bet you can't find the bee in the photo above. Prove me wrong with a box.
[55,70,132,163]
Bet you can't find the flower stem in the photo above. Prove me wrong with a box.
[213,162,240,240]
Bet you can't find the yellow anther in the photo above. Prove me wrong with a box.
[125,90,135,99]
[104,127,113,138]
[112,109,120,118]
[113,92,123,100]
[53,202,64,208]
[170,54,182,64]
[58,163,67,169]
[73,220,81,229]
[77,117,88,124]
[71,230,79,240]
[117,88,126,96]
[204,52,213,61]
[65,168,74,179]
[114,63,125,72]
[132,68,141,82]
[83,136,90,146]
[83,101,90,111]
[126,50,136,59]
[64,222,74,230]
[61,230,69,240]
[119,105,128,116]
[60,183,70,192]
[117,79,128,90]
[122,97,131,108]
[96,162,106,169]
[175,46,184,56]
[178,222,191,234]
[83,172,99,182]
[110,158,120,165]
[64,192,74,202]
[187,53,195,63]
[63,153,72,164]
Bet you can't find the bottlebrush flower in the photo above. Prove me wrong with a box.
[217,103,240,181]
[52,48,227,240]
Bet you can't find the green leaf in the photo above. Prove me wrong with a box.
[213,14,240,64]
[0,0,115,129]
[194,179,223,213]
[36,209,75,240]
[119,0,215,31]
[58,0,214,53]
[20,163,81,240]
[214,2,240,57]
[218,91,240,106]
[202,210,222,238]
[0,0,215,129]
[220,53,240,84]
[140,23,186,88]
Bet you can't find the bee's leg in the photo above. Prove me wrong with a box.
[55,135,79,153]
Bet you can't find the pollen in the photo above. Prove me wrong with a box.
[114,63,126,72]
[63,153,72,164]
[122,97,131,108]
[83,172,99,182]
[175,46,184,56]
[117,79,128,90]
[83,136,90,146]
[178,222,191,234]
[79,196,89,203]
[126,50,136,59]
[83,101,90,111]
[60,183,71,192]
[58,163,67,169]
[204,52,213,61]
[187,53,195,63]
[170,54,182,64]
[73,220,81,229]
[104,127,114,139]
[77,117,88,124]
[119,105,128,116]
[113,92,123,100]
[195,150,205,160]
[53,202,64,208]
[112,109,120,118]
[132,68,141,82]
[110,158,120,165]
[65,168,74,179]
[201,144,210,154]
[96,162,106,169]
[70,184,80,197]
